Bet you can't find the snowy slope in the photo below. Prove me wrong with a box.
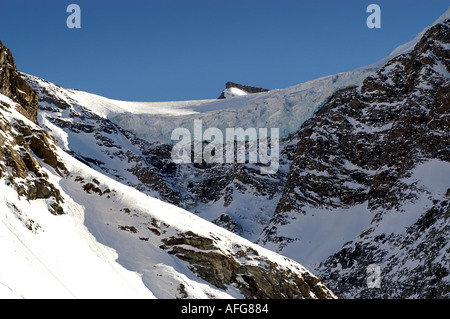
[0,179,155,299]
[0,93,153,298]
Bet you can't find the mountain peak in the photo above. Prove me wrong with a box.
[218,81,269,99]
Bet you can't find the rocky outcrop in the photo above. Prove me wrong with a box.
[320,199,450,298]
[0,41,66,214]
[159,230,335,299]
[218,81,269,99]
[0,40,38,123]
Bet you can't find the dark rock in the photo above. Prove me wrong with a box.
[160,230,335,299]
[218,82,269,99]
[0,40,39,123]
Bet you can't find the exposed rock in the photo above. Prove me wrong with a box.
[218,81,269,99]
[0,41,66,214]
[0,40,39,123]
[13,119,68,175]
[160,230,335,299]
[319,200,450,298]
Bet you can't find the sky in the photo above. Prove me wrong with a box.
[0,0,449,102]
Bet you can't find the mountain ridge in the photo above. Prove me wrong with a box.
[1,7,449,299]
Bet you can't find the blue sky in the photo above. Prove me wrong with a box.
[1,0,448,102]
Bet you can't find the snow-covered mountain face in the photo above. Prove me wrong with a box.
[261,16,450,298]
[20,51,378,242]
[0,40,336,299]
[4,7,449,299]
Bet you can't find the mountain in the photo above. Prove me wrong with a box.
[2,7,449,299]
[0,41,335,298]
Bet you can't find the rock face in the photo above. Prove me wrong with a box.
[320,200,450,298]
[0,40,38,123]
[261,19,450,298]
[158,230,335,299]
[0,42,66,215]
[218,81,269,99]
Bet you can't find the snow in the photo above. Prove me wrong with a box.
[346,116,393,133]
[65,89,215,118]
[366,6,450,70]
[43,68,372,146]
[267,202,374,270]
[0,179,155,299]
[432,59,450,79]
[223,87,248,98]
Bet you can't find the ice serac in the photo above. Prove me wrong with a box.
[261,15,450,298]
